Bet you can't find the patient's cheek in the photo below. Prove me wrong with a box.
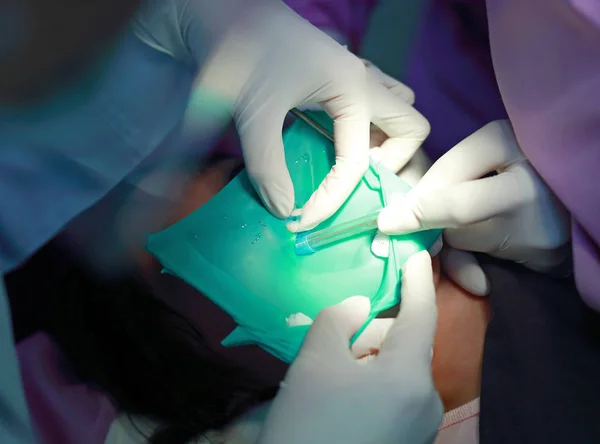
[432,278,489,411]
[173,159,242,223]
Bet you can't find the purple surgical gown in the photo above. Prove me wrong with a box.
[408,0,600,311]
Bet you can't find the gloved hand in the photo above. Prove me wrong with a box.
[257,251,443,444]
[133,0,429,232]
[369,127,479,294]
[378,120,571,295]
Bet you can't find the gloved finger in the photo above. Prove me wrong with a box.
[439,246,490,296]
[239,111,295,218]
[414,120,525,191]
[351,318,394,359]
[378,168,531,234]
[368,81,430,173]
[444,217,508,254]
[287,60,370,232]
[364,62,416,105]
[300,296,372,362]
[369,230,442,261]
[379,251,437,364]
[391,148,433,188]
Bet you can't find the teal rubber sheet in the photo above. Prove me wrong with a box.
[147,111,441,363]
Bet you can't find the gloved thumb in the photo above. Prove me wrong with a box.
[238,113,296,218]
[379,251,438,364]
[351,318,394,360]
[301,296,371,361]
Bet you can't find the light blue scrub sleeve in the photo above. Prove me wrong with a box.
[132,0,250,69]
[0,278,37,443]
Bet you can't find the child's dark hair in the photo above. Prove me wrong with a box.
[45,263,276,443]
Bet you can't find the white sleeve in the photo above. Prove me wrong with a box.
[0,278,37,444]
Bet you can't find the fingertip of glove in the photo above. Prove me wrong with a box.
[285,208,324,233]
[469,275,491,297]
[284,209,303,232]
[378,195,422,235]
[440,248,491,296]
[255,185,294,220]
[459,269,491,297]
[403,250,432,273]
[377,207,401,234]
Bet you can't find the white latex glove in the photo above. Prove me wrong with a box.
[378,120,571,295]
[257,251,443,444]
[369,127,486,295]
[133,0,429,232]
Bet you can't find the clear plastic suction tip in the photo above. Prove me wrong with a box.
[294,231,316,256]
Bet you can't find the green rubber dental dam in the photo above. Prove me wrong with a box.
[147,111,441,363]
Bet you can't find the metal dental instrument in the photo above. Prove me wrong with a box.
[291,108,383,256]
[290,108,334,142]
[290,108,378,143]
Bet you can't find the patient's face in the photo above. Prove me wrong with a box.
[146,155,490,412]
